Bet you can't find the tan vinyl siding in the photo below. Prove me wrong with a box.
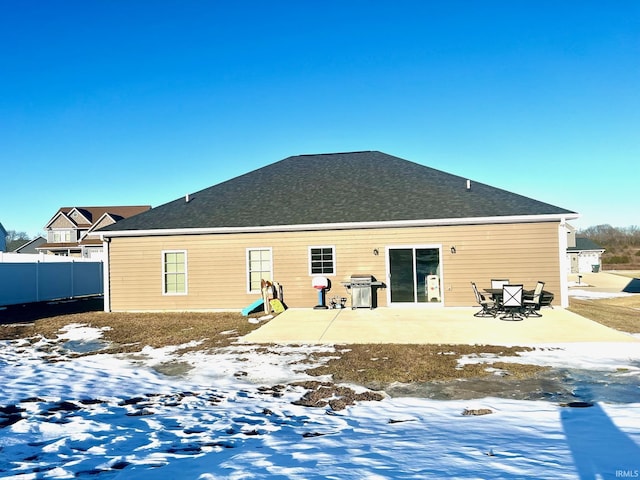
[107,221,561,311]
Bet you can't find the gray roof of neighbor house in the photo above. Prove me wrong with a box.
[568,237,605,252]
[100,151,577,233]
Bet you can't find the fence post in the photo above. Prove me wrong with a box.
[36,260,40,302]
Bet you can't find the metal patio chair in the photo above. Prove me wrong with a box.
[500,284,524,321]
[523,281,545,317]
[490,279,510,289]
[471,282,497,317]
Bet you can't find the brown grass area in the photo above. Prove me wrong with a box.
[6,293,638,389]
[305,344,545,388]
[568,295,640,334]
[0,310,262,353]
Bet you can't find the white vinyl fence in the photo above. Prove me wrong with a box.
[0,253,103,307]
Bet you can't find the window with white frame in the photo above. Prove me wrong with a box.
[163,250,187,295]
[309,246,335,275]
[247,248,272,293]
[52,230,71,243]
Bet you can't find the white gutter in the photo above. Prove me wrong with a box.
[558,216,572,308]
[94,213,580,239]
[102,238,111,312]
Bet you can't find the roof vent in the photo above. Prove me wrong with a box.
[466,179,471,191]
[185,194,191,203]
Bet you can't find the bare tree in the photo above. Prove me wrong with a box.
[5,230,30,243]
[5,230,32,252]
[579,225,640,248]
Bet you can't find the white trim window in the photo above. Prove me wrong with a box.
[52,230,72,243]
[162,250,187,295]
[309,246,336,275]
[247,248,272,293]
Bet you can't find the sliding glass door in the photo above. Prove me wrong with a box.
[388,246,442,305]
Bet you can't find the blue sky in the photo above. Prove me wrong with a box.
[1,1,638,237]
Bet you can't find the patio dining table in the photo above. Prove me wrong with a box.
[484,286,548,314]
[483,288,506,314]
[483,288,504,303]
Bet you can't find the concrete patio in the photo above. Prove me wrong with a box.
[240,306,638,346]
[240,272,640,346]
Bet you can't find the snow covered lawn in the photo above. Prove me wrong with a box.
[1,318,639,478]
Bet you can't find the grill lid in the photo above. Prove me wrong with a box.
[350,274,374,283]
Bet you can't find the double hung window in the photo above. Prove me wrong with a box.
[247,248,272,293]
[52,230,71,243]
[163,250,187,295]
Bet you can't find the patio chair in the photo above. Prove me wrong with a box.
[540,290,554,309]
[491,279,510,289]
[523,281,545,317]
[471,282,497,317]
[500,284,524,321]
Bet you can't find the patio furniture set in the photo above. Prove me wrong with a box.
[471,279,554,321]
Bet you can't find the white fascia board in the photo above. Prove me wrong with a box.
[97,213,580,239]
[88,213,115,232]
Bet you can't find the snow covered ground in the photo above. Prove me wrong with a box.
[1,293,639,479]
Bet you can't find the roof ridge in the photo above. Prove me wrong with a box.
[62,205,151,209]
[293,150,378,157]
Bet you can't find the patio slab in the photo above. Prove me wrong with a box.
[240,307,639,345]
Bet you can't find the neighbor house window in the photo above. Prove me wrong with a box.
[309,246,335,275]
[247,248,272,293]
[52,230,71,243]
[163,250,187,295]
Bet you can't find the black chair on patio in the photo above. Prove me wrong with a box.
[523,281,545,317]
[471,282,497,317]
[500,284,524,321]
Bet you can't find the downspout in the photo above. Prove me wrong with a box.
[558,217,570,308]
[102,236,111,312]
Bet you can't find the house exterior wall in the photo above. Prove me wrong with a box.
[579,252,602,273]
[49,215,75,230]
[106,221,562,312]
[93,216,116,230]
[566,224,576,248]
[0,226,6,252]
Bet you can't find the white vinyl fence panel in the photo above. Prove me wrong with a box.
[0,253,103,306]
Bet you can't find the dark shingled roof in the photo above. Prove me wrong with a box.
[101,151,576,232]
[568,237,605,252]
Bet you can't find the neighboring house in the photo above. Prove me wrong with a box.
[96,151,578,312]
[0,222,7,252]
[11,236,47,254]
[566,225,605,273]
[38,206,151,259]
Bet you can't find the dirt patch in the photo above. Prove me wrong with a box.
[290,380,384,410]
